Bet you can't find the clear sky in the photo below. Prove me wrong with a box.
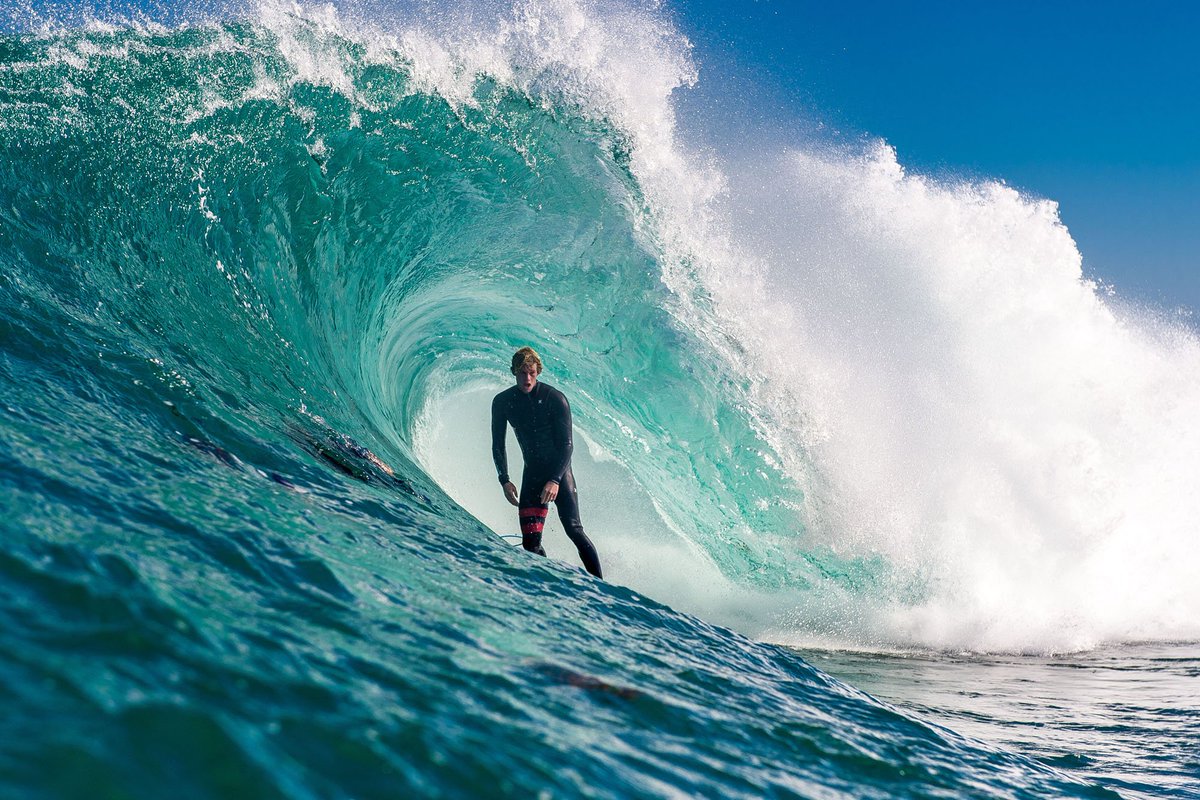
[672,0,1200,314]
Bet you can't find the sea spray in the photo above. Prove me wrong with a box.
[681,143,1200,651]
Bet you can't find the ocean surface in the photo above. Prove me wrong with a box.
[1,2,1198,798]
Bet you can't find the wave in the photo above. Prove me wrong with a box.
[3,0,1198,656]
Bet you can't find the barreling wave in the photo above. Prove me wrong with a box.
[5,0,1200,652]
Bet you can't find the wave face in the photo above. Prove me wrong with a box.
[0,1,1194,796]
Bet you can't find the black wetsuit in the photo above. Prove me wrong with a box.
[491,382,602,578]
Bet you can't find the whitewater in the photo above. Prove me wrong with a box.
[1,1,1197,797]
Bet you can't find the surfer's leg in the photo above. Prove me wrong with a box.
[554,470,602,579]
[517,474,548,557]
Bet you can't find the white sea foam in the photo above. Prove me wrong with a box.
[690,144,1200,652]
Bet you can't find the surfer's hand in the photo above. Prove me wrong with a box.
[540,481,559,504]
[503,481,519,506]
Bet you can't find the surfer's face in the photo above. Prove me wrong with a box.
[515,365,539,393]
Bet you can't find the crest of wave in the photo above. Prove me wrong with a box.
[253,0,728,256]
[255,0,698,146]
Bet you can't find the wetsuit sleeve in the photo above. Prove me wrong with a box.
[491,394,509,484]
[547,390,573,483]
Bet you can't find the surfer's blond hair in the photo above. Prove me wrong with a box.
[510,346,543,375]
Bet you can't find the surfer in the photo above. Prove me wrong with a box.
[491,347,603,578]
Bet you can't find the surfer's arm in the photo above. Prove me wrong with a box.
[491,395,510,484]
[546,391,573,484]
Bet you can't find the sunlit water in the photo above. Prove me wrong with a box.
[806,644,1200,799]
[2,2,1198,798]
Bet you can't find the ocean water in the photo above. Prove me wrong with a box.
[1,1,1197,798]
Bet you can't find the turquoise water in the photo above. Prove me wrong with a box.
[2,3,1197,798]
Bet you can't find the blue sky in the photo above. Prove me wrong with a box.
[674,0,1200,314]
